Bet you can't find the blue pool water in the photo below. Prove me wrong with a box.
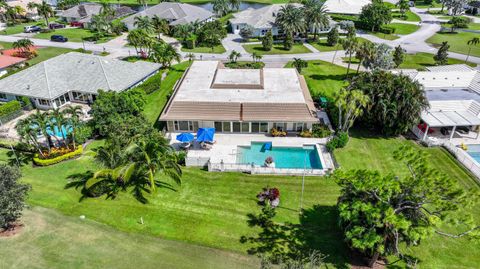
[237,142,323,169]
[466,144,480,164]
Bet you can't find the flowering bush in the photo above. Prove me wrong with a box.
[270,128,287,137]
[33,146,83,166]
[257,187,280,208]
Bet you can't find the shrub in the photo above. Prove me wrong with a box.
[0,100,21,117]
[135,71,163,94]
[16,96,31,108]
[299,130,312,137]
[73,123,93,144]
[326,132,349,152]
[185,35,197,49]
[270,128,287,137]
[0,164,31,230]
[379,26,395,34]
[312,124,332,138]
[224,61,265,69]
[33,145,83,166]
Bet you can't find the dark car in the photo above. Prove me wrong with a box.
[24,25,42,33]
[70,21,84,28]
[50,35,68,42]
[49,23,66,29]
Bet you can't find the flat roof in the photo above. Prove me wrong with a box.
[421,100,480,127]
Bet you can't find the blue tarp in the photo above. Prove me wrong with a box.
[197,128,215,142]
[176,132,194,143]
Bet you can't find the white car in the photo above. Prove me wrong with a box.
[24,25,41,33]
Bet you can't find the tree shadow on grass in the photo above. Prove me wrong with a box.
[309,74,347,82]
[6,149,34,167]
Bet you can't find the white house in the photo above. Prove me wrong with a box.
[323,0,371,15]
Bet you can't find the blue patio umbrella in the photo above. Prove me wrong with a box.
[196,128,215,142]
[176,132,194,143]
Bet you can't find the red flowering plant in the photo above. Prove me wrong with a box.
[256,187,280,208]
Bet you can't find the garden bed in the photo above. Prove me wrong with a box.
[33,145,83,166]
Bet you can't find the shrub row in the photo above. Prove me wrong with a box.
[224,62,265,69]
[0,100,22,117]
[136,71,163,94]
[33,145,83,166]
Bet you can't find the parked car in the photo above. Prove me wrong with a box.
[49,23,66,29]
[24,25,42,33]
[70,21,84,28]
[50,35,68,42]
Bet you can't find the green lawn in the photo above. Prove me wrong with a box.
[342,52,476,71]
[243,43,312,55]
[285,60,348,100]
[414,0,443,8]
[308,37,371,52]
[392,10,421,22]
[34,28,116,43]
[0,207,258,269]
[389,23,420,35]
[370,31,399,40]
[181,44,226,54]
[0,21,44,35]
[143,61,191,123]
[427,31,480,57]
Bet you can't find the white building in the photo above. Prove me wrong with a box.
[160,61,321,134]
[323,0,372,15]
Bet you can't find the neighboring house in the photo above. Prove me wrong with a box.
[0,52,160,109]
[0,54,26,77]
[230,4,334,37]
[323,0,371,15]
[122,2,214,31]
[160,61,321,133]
[3,0,43,20]
[57,3,134,26]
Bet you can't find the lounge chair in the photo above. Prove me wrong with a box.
[180,142,191,150]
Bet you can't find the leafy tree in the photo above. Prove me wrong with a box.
[397,0,410,18]
[326,26,339,46]
[27,1,53,26]
[134,16,152,32]
[434,41,449,65]
[212,0,230,16]
[445,0,468,16]
[393,45,406,67]
[151,15,170,40]
[370,43,394,70]
[63,105,83,150]
[197,21,227,51]
[334,88,369,133]
[0,164,30,230]
[228,50,241,63]
[149,42,181,68]
[332,146,480,266]
[12,38,34,57]
[448,16,469,32]
[349,71,429,135]
[262,30,273,51]
[292,58,307,73]
[341,35,358,76]
[275,4,305,50]
[355,41,375,73]
[359,0,392,32]
[127,29,155,56]
[466,37,480,62]
[302,0,329,40]
[239,25,254,41]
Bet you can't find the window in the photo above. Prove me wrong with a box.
[173,121,197,131]
[294,123,307,132]
[223,122,231,132]
[37,99,50,106]
[251,122,260,133]
[178,121,189,131]
[214,122,223,132]
[0,93,7,100]
[241,122,250,133]
[273,122,286,131]
[233,122,241,132]
[167,121,174,131]
[260,122,269,132]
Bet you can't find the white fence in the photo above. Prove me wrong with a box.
[442,142,480,181]
[208,162,327,176]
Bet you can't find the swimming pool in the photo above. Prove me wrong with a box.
[237,142,323,169]
[466,144,480,164]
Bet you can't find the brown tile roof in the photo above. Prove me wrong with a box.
[0,55,26,69]
[242,103,317,122]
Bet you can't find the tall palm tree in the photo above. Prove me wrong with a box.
[149,42,181,68]
[134,16,152,32]
[252,51,262,62]
[32,110,52,153]
[212,0,230,17]
[228,0,240,11]
[27,1,54,27]
[302,0,329,40]
[292,58,308,73]
[137,0,147,11]
[49,108,68,147]
[151,15,169,40]
[12,38,34,57]
[229,50,241,63]
[64,105,83,150]
[16,118,45,157]
[355,41,375,73]
[275,4,305,47]
[466,37,479,63]
[342,36,358,76]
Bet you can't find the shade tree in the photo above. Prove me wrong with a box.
[0,164,31,231]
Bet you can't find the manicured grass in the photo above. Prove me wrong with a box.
[243,43,312,55]
[427,31,480,57]
[143,61,191,123]
[285,60,348,100]
[34,28,116,43]
[335,130,480,268]
[370,31,399,40]
[0,21,44,35]
[393,11,421,22]
[388,23,420,35]
[0,207,258,269]
[342,52,476,70]
[308,37,372,52]
[181,44,226,54]
[414,0,443,8]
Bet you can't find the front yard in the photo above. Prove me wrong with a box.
[180,44,226,54]
[34,28,117,43]
[243,43,312,55]
[427,31,480,57]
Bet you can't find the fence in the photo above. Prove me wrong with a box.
[442,141,480,182]
[208,162,326,176]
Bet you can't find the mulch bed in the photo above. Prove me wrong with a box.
[0,223,24,238]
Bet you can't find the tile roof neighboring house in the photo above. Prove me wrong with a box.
[4,0,42,15]
[58,3,134,23]
[323,0,371,15]
[1,46,38,57]
[160,61,318,123]
[229,4,291,30]
[122,2,214,28]
[0,54,26,69]
[0,52,160,100]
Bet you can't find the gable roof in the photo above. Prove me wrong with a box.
[0,52,160,100]
[58,3,102,19]
[230,4,305,29]
[122,3,213,26]
[323,0,371,15]
[0,55,26,69]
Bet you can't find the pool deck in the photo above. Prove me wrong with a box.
[167,132,334,172]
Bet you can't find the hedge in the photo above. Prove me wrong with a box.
[0,100,22,117]
[33,145,83,166]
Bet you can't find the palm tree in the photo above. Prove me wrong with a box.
[342,36,358,76]
[150,42,181,68]
[151,15,169,40]
[12,38,34,57]
[302,0,329,40]
[49,108,68,148]
[355,41,375,73]
[229,50,241,63]
[229,0,240,11]
[397,0,410,18]
[32,110,52,153]
[186,53,195,61]
[134,16,152,32]
[466,37,480,63]
[275,4,305,47]
[251,51,262,63]
[16,118,45,157]
[64,105,83,150]
[292,58,308,73]
[137,0,147,11]
[172,24,192,42]
[27,1,54,27]
[213,0,230,17]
